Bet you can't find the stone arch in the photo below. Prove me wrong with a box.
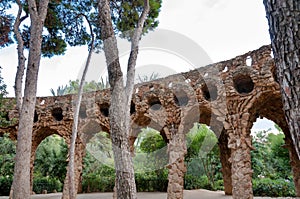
[80,119,109,143]
[249,91,300,196]
[30,127,68,193]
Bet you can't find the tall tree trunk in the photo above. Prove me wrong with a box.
[97,0,149,198]
[12,0,49,198]
[66,15,94,199]
[263,0,300,159]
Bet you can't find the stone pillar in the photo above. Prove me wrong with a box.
[166,124,187,199]
[226,113,254,199]
[62,141,84,199]
[218,129,232,195]
[285,134,300,197]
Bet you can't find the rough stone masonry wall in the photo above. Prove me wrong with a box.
[1,45,299,198]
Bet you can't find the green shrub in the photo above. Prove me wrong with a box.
[253,178,295,197]
[82,174,115,192]
[0,176,13,196]
[214,179,224,191]
[135,173,168,192]
[33,176,62,194]
[184,175,213,190]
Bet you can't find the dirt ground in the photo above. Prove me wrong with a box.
[0,189,297,199]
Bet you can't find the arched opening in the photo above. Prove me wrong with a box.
[173,89,189,107]
[51,107,63,121]
[201,82,218,101]
[83,131,115,193]
[250,118,295,197]
[79,104,87,119]
[233,73,254,94]
[148,96,162,111]
[184,123,222,191]
[33,134,67,194]
[133,127,168,192]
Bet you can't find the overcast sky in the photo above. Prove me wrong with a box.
[0,0,275,132]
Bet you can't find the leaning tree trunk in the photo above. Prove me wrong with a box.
[11,0,49,199]
[263,0,300,159]
[66,15,94,199]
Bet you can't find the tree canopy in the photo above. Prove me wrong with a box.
[0,0,162,57]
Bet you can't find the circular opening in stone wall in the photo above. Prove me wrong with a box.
[100,103,110,117]
[148,96,162,111]
[201,83,218,101]
[233,74,254,94]
[174,90,189,107]
[51,107,63,121]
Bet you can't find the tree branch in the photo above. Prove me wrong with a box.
[13,0,26,112]
[125,0,150,107]
[98,0,123,89]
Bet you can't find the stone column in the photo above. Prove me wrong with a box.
[218,129,232,195]
[285,133,300,197]
[166,124,187,199]
[226,113,254,199]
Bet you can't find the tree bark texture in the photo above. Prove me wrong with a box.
[263,0,300,159]
[13,0,27,112]
[12,0,49,198]
[98,0,149,198]
[65,15,94,199]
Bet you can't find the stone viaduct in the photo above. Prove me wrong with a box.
[1,45,300,199]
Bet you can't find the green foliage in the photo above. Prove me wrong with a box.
[0,134,16,177]
[136,72,159,83]
[0,134,15,196]
[253,178,295,197]
[82,150,115,193]
[138,128,166,153]
[251,129,291,179]
[82,174,115,192]
[135,172,168,192]
[134,128,167,177]
[82,129,168,193]
[34,135,68,183]
[185,123,221,189]
[0,0,14,48]
[50,79,110,96]
[0,176,13,196]
[0,67,10,127]
[1,0,162,57]
[33,176,63,194]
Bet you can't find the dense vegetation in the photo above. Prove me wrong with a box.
[1,123,295,196]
